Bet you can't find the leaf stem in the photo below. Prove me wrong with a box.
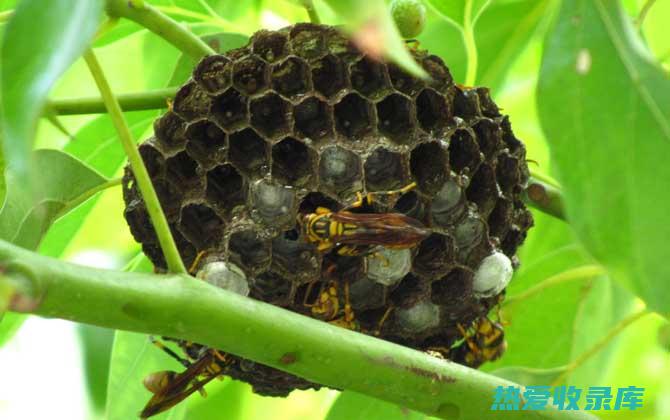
[82,49,186,275]
[462,0,478,86]
[104,0,215,59]
[48,87,176,115]
[635,0,656,30]
[504,265,606,308]
[54,177,122,220]
[523,176,566,220]
[0,239,596,420]
[551,309,651,386]
[300,0,321,24]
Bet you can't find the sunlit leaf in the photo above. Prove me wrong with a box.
[537,0,670,313]
[0,0,102,184]
[78,324,115,413]
[0,149,108,250]
[326,391,425,420]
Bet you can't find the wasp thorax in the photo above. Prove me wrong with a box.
[122,22,533,397]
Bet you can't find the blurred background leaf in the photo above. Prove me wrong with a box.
[0,0,102,185]
[538,0,670,314]
[424,0,491,28]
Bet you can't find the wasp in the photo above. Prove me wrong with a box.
[141,342,227,418]
[450,316,506,368]
[300,183,430,257]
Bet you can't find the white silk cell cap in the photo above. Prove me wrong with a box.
[472,251,513,298]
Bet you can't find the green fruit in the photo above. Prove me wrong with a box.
[391,0,427,38]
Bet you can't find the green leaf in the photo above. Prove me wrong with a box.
[537,0,670,313]
[0,149,108,250]
[0,312,25,347]
[425,0,492,28]
[326,391,426,420]
[0,0,102,183]
[322,0,428,79]
[78,324,115,412]
[39,111,157,258]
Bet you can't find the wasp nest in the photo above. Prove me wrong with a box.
[122,23,533,396]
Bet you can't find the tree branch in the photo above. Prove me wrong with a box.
[48,87,176,115]
[105,0,215,59]
[0,239,594,420]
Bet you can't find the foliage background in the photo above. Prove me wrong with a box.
[0,0,669,419]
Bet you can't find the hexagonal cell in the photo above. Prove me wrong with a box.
[349,277,386,311]
[184,120,226,162]
[250,93,291,138]
[229,229,271,273]
[193,55,232,95]
[251,271,295,306]
[251,30,289,62]
[466,164,499,216]
[250,179,296,229]
[165,151,200,187]
[367,248,412,287]
[488,198,513,239]
[228,128,268,176]
[318,145,363,196]
[272,137,315,187]
[449,130,481,174]
[412,233,454,279]
[387,63,424,96]
[393,190,425,221]
[151,179,183,221]
[173,229,198,270]
[179,203,224,249]
[271,236,320,283]
[454,211,486,255]
[232,55,268,95]
[272,57,310,98]
[431,267,474,306]
[416,88,449,133]
[377,93,415,144]
[350,57,389,99]
[293,97,333,142]
[290,23,327,60]
[327,29,361,63]
[395,300,441,334]
[298,191,341,214]
[138,142,164,178]
[513,203,534,231]
[154,112,186,150]
[430,178,466,227]
[173,81,211,121]
[197,261,249,296]
[422,55,452,91]
[210,88,248,131]
[453,87,479,120]
[364,148,406,191]
[389,274,427,307]
[472,252,513,298]
[124,201,157,243]
[334,93,373,140]
[476,87,500,118]
[410,141,448,196]
[496,153,521,195]
[473,119,501,159]
[311,54,346,98]
[206,164,245,214]
[500,116,523,156]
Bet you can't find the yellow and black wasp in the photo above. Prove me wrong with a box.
[449,316,507,368]
[299,183,430,257]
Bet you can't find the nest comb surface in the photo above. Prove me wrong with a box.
[122,23,534,396]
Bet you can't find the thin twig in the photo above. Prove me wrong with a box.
[83,49,187,274]
[635,0,656,30]
[524,176,566,220]
[301,0,321,24]
[48,87,176,115]
[551,310,651,386]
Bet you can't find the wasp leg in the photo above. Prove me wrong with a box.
[330,281,356,330]
[456,323,479,353]
[365,182,417,205]
[188,250,208,275]
[373,305,394,336]
[150,336,191,368]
